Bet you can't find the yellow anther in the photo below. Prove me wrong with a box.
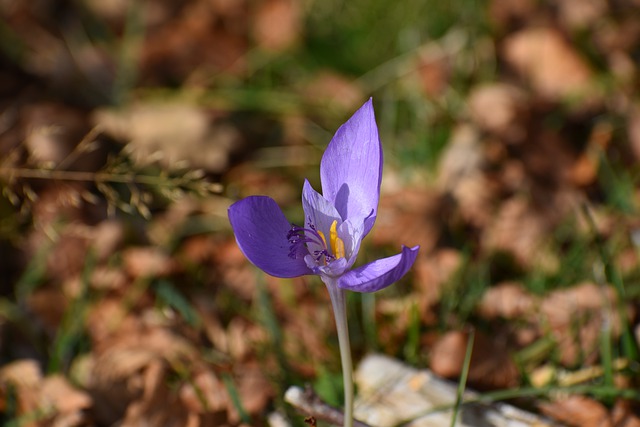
[329,220,345,259]
[334,236,345,259]
[317,230,327,248]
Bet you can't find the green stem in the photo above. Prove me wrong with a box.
[324,277,354,427]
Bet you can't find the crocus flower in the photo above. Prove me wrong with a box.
[228,98,419,426]
[228,99,419,291]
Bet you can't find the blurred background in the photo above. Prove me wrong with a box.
[1,0,640,426]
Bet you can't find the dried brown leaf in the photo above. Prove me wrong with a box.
[430,330,520,389]
[556,0,608,29]
[139,1,248,82]
[94,102,241,174]
[437,125,497,228]
[120,360,190,427]
[122,246,174,278]
[232,362,274,420]
[253,0,301,52]
[27,287,67,332]
[482,196,548,267]
[488,0,537,29]
[413,249,462,308]
[540,282,620,366]
[179,370,228,414]
[477,281,536,319]
[40,374,92,414]
[539,395,611,427]
[503,27,594,100]
[628,105,640,162]
[429,330,468,378]
[611,399,640,427]
[91,219,125,261]
[373,187,442,251]
[467,83,528,141]
[417,56,450,98]
[303,71,365,111]
[0,359,42,416]
[23,103,89,166]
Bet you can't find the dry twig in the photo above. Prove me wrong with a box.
[284,386,373,427]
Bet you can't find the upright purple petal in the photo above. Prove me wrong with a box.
[338,219,364,268]
[338,245,420,293]
[320,98,382,236]
[301,180,342,236]
[228,196,312,278]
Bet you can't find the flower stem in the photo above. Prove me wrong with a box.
[324,278,354,427]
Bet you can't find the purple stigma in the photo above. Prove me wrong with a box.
[286,219,335,263]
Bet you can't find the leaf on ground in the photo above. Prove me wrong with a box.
[91,220,126,262]
[94,102,242,173]
[23,103,90,167]
[416,55,450,98]
[556,0,608,29]
[0,359,42,416]
[139,0,249,83]
[413,249,462,308]
[481,196,550,268]
[213,239,259,301]
[122,246,175,278]
[627,105,640,162]
[373,187,442,251]
[40,374,92,415]
[467,83,528,142]
[539,282,621,366]
[539,395,610,427]
[502,27,595,101]
[477,281,536,320]
[179,369,229,418]
[303,71,365,111]
[253,0,301,52]
[429,330,520,389]
[120,359,191,427]
[88,323,200,425]
[437,124,497,228]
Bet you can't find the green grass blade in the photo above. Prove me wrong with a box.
[450,329,474,427]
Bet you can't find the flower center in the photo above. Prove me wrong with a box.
[287,219,345,263]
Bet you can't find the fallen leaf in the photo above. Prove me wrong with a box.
[0,359,42,416]
[467,83,528,142]
[416,56,450,98]
[40,374,92,414]
[437,124,497,228]
[503,27,594,100]
[94,102,242,174]
[429,330,520,389]
[481,196,548,267]
[122,246,174,278]
[413,249,462,307]
[429,330,467,378]
[253,0,301,52]
[373,186,443,251]
[303,71,365,112]
[477,281,536,319]
[539,395,611,427]
[555,0,608,29]
[540,282,620,366]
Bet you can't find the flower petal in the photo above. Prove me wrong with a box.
[228,196,311,278]
[320,98,382,236]
[301,180,341,236]
[338,245,420,293]
[338,219,364,268]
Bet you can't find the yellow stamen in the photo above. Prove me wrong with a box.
[330,220,345,259]
[317,230,328,249]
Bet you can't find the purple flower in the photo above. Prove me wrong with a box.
[228,99,419,292]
